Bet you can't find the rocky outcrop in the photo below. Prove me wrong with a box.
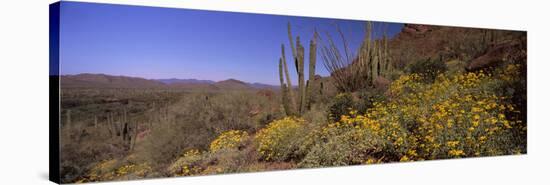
[402,24,433,35]
[467,39,526,71]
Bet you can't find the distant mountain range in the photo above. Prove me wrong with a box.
[60,73,279,90]
[156,78,215,85]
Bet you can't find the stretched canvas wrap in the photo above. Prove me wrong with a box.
[49,1,527,184]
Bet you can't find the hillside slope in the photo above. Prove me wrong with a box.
[60,73,164,88]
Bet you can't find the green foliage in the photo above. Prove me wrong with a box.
[356,90,387,115]
[299,125,389,168]
[327,90,385,123]
[255,117,309,161]
[406,57,447,83]
[302,103,329,127]
[328,93,355,122]
[445,59,468,76]
[168,149,206,176]
[168,138,261,176]
[299,66,526,167]
[135,92,276,167]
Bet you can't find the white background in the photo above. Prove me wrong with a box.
[0,0,548,184]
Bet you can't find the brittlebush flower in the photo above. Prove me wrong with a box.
[209,130,248,152]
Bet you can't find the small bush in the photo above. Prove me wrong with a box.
[169,137,261,176]
[300,68,525,167]
[113,163,153,180]
[328,91,385,123]
[382,70,525,160]
[255,117,308,161]
[303,103,329,127]
[299,110,406,168]
[77,158,152,183]
[328,93,355,122]
[200,147,254,175]
[406,57,447,83]
[445,59,467,75]
[209,130,249,153]
[168,149,205,176]
[356,90,386,115]
[136,92,277,168]
[79,159,120,182]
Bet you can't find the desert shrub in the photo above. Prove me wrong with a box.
[59,125,128,183]
[168,136,262,176]
[256,110,284,128]
[381,70,525,160]
[355,89,387,115]
[112,163,153,180]
[300,68,525,166]
[76,158,153,183]
[445,59,468,75]
[255,117,309,161]
[200,147,256,175]
[168,149,206,176]
[328,91,385,123]
[303,103,329,127]
[299,110,407,168]
[406,57,447,83]
[328,93,355,122]
[136,91,278,169]
[77,159,120,182]
[486,63,527,148]
[241,162,296,172]
[205,92,272,132]
[314,78,339,105]
[209,130,249,152]
[135,111,215,167]
[204,135,267,174]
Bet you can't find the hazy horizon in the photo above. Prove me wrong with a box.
[62,72,296,85]
[59,1,403,85]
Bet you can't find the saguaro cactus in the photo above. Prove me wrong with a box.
[279,23,318,116]
[306,33,318,109]
[296,37,306,115]
[279,58,292,116]
[280,44,297,116]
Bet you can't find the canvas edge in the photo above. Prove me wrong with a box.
[49,1,61,184]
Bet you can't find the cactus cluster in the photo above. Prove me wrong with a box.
[321,22,393,92]
[278,23,318,116]
[361,21,392,85]
[106,107,139,151]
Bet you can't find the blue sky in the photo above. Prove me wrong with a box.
[59,1,403,85]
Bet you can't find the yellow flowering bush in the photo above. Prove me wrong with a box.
[79,159,119,182]
[77,159,152,182]
[299,110,406,167]
[114,163,152,178]
[378,69,524,160]
[255,117,308,161]
[168,149,205,176]
[209,130,249,153]
[301,66,525,166]
[328,93,355,122]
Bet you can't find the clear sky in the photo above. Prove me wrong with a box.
[59,1,403,85]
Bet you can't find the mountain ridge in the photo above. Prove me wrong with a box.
[60,73,279,90]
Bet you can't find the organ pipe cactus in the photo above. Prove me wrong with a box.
[321,21,392,92]
[279,23,318,116]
